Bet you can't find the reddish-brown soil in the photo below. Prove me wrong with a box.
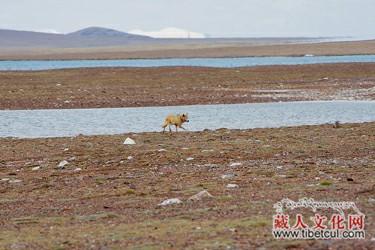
[0,123,374,249]
[1,63,375,110]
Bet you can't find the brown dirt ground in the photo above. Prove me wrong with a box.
[2,40,375,60]
[1,63,375,110]
[0,122,374,249]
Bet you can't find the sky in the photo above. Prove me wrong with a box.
[1,0,375,38]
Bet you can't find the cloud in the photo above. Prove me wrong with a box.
[129,27,206,38]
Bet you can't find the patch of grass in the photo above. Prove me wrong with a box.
[0,216,270,249]
[216,195,234,202]
[12,217,39,225]
[76,212,119,222]
[125,189,136,195]
[320,180,332,186]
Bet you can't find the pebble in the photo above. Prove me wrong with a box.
[188,190,214,201]
[127,156,134,160]
[276,166,283,170]
[229,162,242,167]
[368,198,375,203]
[31,166,40,171]
[57,160,69,169]
[181,147,189,150]
[123,137,136,145]
[186,157,194,161]
[226,184,239,188]
[159,198,182,206]
[74,168,82,172]
[158,149,167,152]
[201,149,214,152]
[221,173,235,179]
[1,178,10,182]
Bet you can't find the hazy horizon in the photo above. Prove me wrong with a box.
[1,0,375,39]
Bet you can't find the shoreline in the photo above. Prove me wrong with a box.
[2,99,375,112]
[1,52,375,62]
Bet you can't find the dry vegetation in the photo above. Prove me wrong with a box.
[0,123,374,249]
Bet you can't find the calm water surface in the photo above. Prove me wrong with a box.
[1,55,375,70]
[1,101,375,138]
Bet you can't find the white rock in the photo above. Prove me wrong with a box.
[158,149,167,152]
[159,198,182,206]
[201,149,214,152]
[1,178,10,182]
[229,162,242,167]
[181,147,189,150]
[276,166,283,170]
[63,148,69,151]
[226,184,239,188]
[57,160,69,169]
[31,166,40,171]
[127,156,134,160]
[74,168,82,172]
[221,173,235,179]
[188,190,214,201]
[186,157,194,161]
[123,137,136,145]
[9,179,22,183]
[368,198,375,203]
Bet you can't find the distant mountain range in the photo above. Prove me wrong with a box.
[0,27,154,48]
[0,27,336,49]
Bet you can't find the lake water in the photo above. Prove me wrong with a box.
[1,55,375,70]
[1,101,375,138]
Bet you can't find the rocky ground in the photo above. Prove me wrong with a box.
[1,122,374,249]
[1,63,375,110]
